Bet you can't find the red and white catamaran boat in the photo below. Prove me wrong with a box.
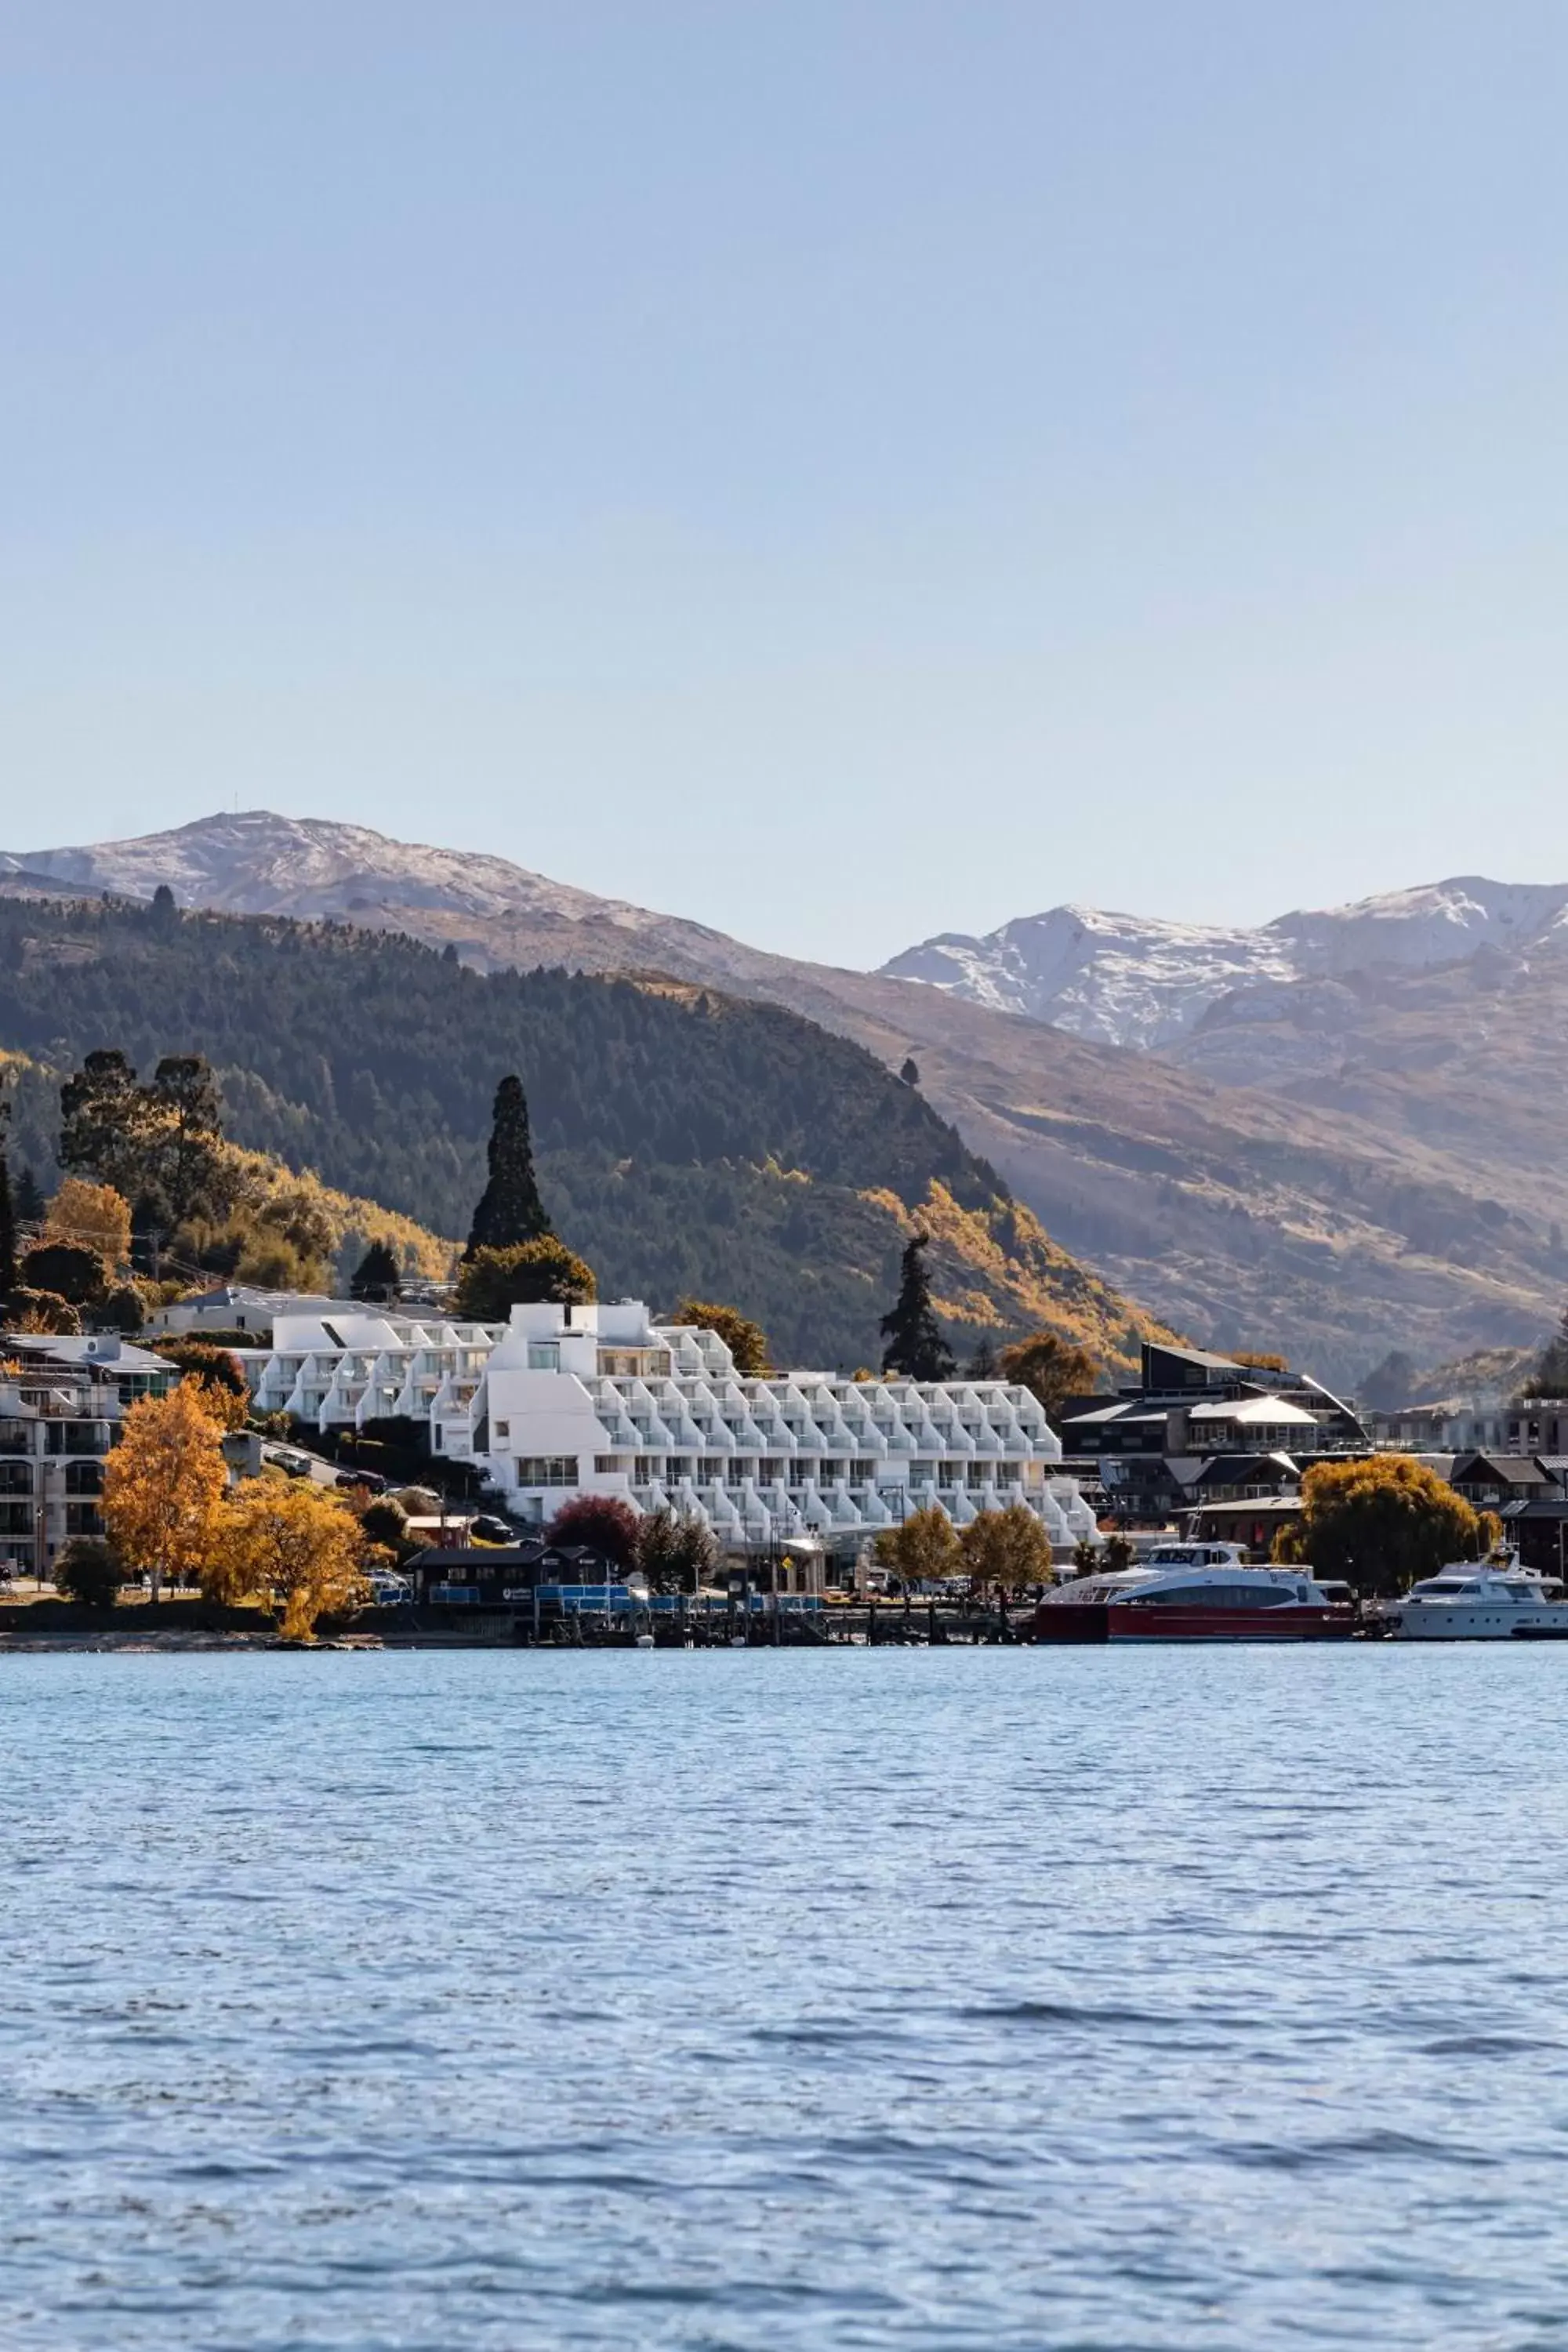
[1032,1541,1356,1642]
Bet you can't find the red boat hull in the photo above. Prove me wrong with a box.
[1032,1602,1356,1643]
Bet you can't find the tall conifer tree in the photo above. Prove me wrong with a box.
[0,1136,16,1301]
[879,1234,955,1381]
[350,1240,401,1302]
[463,1075,551,1260]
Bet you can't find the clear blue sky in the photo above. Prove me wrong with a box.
[3,2,1565,963]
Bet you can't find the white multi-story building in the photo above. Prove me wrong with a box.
[240,1299,1101,1559]
[242,1311,505,1430]
[0,1338,180,1576]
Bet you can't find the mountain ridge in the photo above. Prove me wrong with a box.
[0,894,1162,1375]
[880,878,1568,1050]
[5,811,1563,1383]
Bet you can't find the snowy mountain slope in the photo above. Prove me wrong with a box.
[0,811,633,925]
[0,809,813,996]
[881,878,1568,1050]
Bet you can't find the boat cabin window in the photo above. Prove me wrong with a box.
[1131,1581,1292,1609]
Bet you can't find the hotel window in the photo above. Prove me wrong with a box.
[700,1458,725,1482]
[852,1461,877,1483]
[594,1454,624,1474]
[528,1344,561,1372]
[493,1421,510,1441]
[515,1456,577,1487]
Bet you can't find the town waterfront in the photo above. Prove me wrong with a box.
[4,1646,1566,2350]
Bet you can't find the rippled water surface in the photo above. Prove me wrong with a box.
[3,1646,1567,2350]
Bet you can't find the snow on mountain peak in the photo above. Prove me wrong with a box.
[880,876,1568,1050]
[0,810,644,928]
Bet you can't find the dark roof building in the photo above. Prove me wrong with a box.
[1058,1341,1367,1523]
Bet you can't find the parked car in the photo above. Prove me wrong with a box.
[263,1446,307,1478]
[470,1512,517,1544]
[335,1468,388,1494]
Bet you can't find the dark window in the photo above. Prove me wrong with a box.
[1131,1582,1292,1610]
[45,1423,111,1457]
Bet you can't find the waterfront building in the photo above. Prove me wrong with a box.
[1059,1340,1368,1523]
[240,1299,1100,1559]
[1367,1397,1568,1461]
[241,1309,504,1429]
[0,1339,179,1577]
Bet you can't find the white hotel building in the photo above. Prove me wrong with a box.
[240,1298,1101,1559]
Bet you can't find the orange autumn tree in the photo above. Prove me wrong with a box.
[998,1331,1101,1419]
[44,1178,132,1274]
[101,1385,229,1599]
[151,1339,251,1430]
[209,1479,368,1641]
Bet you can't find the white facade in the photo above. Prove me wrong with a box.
[241,1309,506,1430]
[241,1299,1100,1558]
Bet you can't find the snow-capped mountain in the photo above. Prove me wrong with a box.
[0,810,637,927]
[880,879,1568,1051]
[7,808,1568,1380]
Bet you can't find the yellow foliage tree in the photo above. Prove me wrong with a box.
[153,1340,251,1430]
[210,1479,368,1640]
[101,1386,229,1599]
[958,1502,1056,1594]
[998,1331,1102,1417]
[1272,1454,1492,1597]
[669,1300,771,1374]
[873,1502,961,1587]
[45,1178,132,1272]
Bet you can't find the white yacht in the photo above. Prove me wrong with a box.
[1388,1555,1568,1640]
[1033,1542,1356,1642]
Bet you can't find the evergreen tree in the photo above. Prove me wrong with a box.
[899,1057,920,1087]
[59,1051,149,1199]
[464,1075,551,1258]
[879,1235,955,1381]
[13,1165,45,1224]
[0,1131,15,1301]
[455,1238,596,1319]
[1523,1301,1568,1399]
[351,1240,401,1302]
[147,1054,229,1225]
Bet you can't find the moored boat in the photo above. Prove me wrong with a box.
[1386,1554,1568,1639]
[1032,1541,1356,1642]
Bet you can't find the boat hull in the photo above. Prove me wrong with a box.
[1392,1608,1568,1640]
[1033,1603,1355,1644]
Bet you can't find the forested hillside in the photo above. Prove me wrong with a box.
[0,896,1158,1371]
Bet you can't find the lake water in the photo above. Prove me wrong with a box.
[2,1645,1566,2350]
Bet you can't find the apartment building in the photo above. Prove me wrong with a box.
[240,1299,1101,1560]
[0,1338,178,1576]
